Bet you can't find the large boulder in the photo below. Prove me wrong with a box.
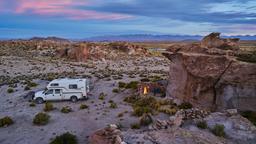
[164,33,256,111]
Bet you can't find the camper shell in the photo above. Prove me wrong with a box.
[33,78,90,104]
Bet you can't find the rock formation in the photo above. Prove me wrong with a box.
[163,33,256,111]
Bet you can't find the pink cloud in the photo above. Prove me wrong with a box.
[12,0,131,20]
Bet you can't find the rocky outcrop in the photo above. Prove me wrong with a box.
[164,33,256,111]
[201,32,240,50]
[89,124,125,144]
[57,42,148,61]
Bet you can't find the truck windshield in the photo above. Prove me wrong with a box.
[43,88,48,94]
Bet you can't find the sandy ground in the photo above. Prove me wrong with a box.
[0,55,169,144]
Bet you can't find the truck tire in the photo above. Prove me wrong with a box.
[71,96,78,102]
[35,97,44,104]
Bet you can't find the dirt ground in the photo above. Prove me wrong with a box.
[0,55,169,144]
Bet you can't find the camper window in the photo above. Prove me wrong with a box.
[69,84,78,89]
[50,83,59,86]
[46,89,53,95]
[55,89,61,94]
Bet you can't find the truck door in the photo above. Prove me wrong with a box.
[54,89,62,100]
[45,89,54,100]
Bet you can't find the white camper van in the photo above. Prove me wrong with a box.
[33,78,90,104]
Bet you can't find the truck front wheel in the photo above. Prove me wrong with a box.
[35,97,44,104]
[70,96,78,102]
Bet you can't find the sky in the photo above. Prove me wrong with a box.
[0,0,255,38]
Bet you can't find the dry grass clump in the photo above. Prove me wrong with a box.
[0,116,14,127]
[33,112,50,126]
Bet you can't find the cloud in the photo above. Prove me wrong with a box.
[89,0,256,24]
[1,0,132,20]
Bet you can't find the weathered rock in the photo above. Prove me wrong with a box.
[201,32,240,50]
[164,33,256,111]
[204,112,256,143]
[89,124,125,144]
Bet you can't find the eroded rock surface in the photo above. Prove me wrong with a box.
[164,33,256,111]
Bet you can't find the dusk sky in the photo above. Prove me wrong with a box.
[0,0,256,38]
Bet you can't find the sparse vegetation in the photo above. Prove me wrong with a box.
[178,102,193,109]
[7,88,14,93]
[112,88,120,93]
[240,111,256,126]
[130,123,141,129]
[50,132,77,144]
[109,101,118,109]
[29,102,36,107]
[125,81,138,89]
[118,81,126,88]
[196,120,208,129]
[98,92,106,100]
[140,113,153,126]
[0,116,14,127]
[33,112,50,126]
[44,102,54,112]
[211,124,225,137]
[80,104,89,110]
[61,106,72,113]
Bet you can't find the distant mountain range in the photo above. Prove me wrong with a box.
[83,34,256,42]
[1,34,256,42]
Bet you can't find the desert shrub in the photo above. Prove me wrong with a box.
[240,111,256,126]
[133,106,152,117]
[118,82,126,88]
[140,78,150,82]
[196,120,208,129]
[178,102,193,109]
[33,112,50,126]
[140,113,153,126]
[125,81,138,89]
[29,102,36,107]
[44,102,54,112]
[98,92,106,100]
[80,104,88,110]
[117,112,124,118]
[7,88,14,93]
[112,88,120,93]
[130,123,140,129]
[124,95,138,104]
[236,51,256,63]
[24,86,31,91]
[27,81,38,87]
[61,106,72,113]
[109,102,117,109]
[211,124,225,137]
[50,132,77,144]
[0,116,14,127]
[157,107,177,115]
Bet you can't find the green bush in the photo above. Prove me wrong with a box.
[33,112,50,126]
[61,106,72,113]
[125,81,138,89]
[133,106,152,117]
[0,116,14,127]
[178,102,193,109]
[109,102,117,109]
[27,82,38,87]
[130,123,140,129]
[98,92,106,100]
[240,111,256,126]
[50,132,77,144]
[211,124,225,137]
[80,104,88,110]
[118,82,126,88]
[44,102,54,112]
[112,88,120,93]
[140,113,153,126]
[29,102,36,107]
[7,88,14,93]
[196,121,207,129]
